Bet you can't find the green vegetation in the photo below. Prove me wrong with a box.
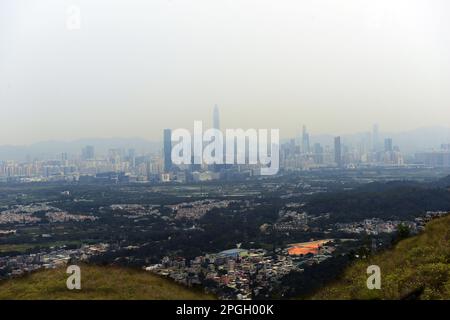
[0,241,82,253]
[0,243,37,253]
[309,215,450,300]
[0,264,215,300]
[305,181,450,222]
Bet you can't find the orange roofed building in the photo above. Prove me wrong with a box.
[287,239,332,256]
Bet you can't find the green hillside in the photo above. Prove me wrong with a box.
[0,264,214,300]
[310,215,450,300]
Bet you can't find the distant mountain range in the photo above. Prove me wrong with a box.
[1,126,450,161]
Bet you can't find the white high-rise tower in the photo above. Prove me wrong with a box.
[213,104,220,130]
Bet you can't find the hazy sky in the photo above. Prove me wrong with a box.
[1,0,450,145]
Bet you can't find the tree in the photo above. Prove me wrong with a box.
[397,223,410,240]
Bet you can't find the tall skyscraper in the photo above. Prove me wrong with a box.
[302,125,310,153]
[128,148,136,168]
[212,104,224,172]
[372,124,379,151]
[334,136,342,167]
[163,129,172,172]
[384,138,393,152]
[213,104,220,130]
[81,145,95,160]
[313,143,324,164]
[61,152,69,167]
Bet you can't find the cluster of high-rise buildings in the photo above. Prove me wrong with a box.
[280,124,404,171]
[0,146,165,183]
[415,144,450,168]
[1,106,450,183]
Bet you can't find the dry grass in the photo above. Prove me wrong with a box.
[0,264,215,300]
[310,215,450,300]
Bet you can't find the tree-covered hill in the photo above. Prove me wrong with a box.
[305,180,450,222]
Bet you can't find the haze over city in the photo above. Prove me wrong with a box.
[2,0,450,145]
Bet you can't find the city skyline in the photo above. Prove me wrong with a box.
[1,121,450,163]
[0,98,450,164]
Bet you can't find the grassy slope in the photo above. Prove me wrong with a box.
[310,215,450,300]
[0,264,214,300]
